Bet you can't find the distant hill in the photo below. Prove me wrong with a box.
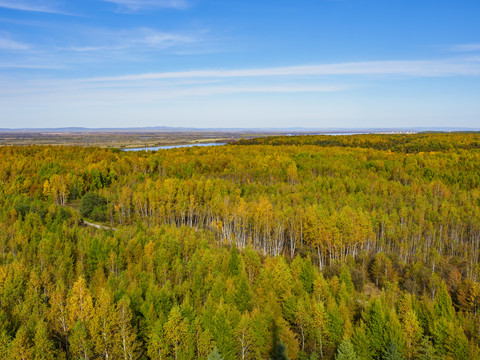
[0,126,478,133]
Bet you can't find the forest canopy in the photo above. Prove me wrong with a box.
[0,133,480,359]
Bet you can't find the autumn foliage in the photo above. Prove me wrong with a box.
[0,133,480,359]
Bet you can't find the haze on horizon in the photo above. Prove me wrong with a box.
[0,0,479,129]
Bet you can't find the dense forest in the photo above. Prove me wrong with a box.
[1,133,480,359]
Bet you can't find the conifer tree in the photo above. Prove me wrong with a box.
[0,328,11,360]
[69,321,92,360]
[194,320,214,360]
[33,320,56,360]
[211,303,236,360]
[208,347,225,360]
[229,245,240,276]
[335,338,359,360]
[339,267,354,294]
[10,326,33,360]
[433,282,454,320]
[401,310,422,360]
[147,318,167,360]
[271,340,290,360]
[416,337,438,360]
[271,322,290,360]
[382,342,404,360]
[352,320,372,360]
[164,305,188,360]
[364,298,386,359]
[235,275,253,313]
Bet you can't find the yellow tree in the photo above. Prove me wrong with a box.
[48,286,70,357]
[147,318,168,360]
[402,310,422,360]
[9,326,33,360]
[49,174,70,206]
[164,306,188,360]
[457,279,480,315]
[236,312,253,360]
[67,277,93,327]
[313,301,329,359]
[115,296,140,360]
[68,277,94,360]
[33,320,57,360]
[89,288,119,359]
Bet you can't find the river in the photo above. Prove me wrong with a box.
[123,142,226,151]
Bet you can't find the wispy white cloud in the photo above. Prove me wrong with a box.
[141,30,194,47]
[0,62,62,69]
[0,0,68,14]
[0,36,30,51]
[0,75,349,113]
[0,83,347,100]
[0,26,207,71]
[169,85,348,97]
[449,43,480,52]
[102,0,189,12]
[64,28,200,54]
[84,57,480,82]
[1,56,479,109]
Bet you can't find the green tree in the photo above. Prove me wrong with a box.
[236,313,253,360]
[164,306,188,360]
[416,337,439,360]
[0,329,11,360]
[229,245,240,276]
[147,318,168,360]
[9,326,33,360]
[271,340,290,360]
[335,338,359,360]
[235,275,253,313]
[339,267,354,295]
[271,321,290,360]
[434,282,454,320]
[401,310,422,360]
[208,347,225,360]
[313,301,329,359]
[80,192,107,221]
[33,320,56,360]
[382,342,404,360]
[364,298,386,359]
[69,321,92,360]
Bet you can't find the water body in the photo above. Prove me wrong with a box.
[123,133,368,151]
[286,132,367,136]
[123,142,226,151]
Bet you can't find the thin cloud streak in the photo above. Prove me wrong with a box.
[102,0,189,11]
[152,85,348,98]
[85,58,480,82]
[0,0,70,15]
[0,75,349,100]
[0,37,30,51]
[0,62,63,69]
[29,26,213,65]
[449,43,480,52]
[65,28,198,53]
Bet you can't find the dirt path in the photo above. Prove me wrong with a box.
[82,220,117,231]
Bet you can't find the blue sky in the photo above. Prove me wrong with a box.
[0,0,479,129]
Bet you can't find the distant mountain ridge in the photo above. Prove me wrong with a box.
[0,126,479,133]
